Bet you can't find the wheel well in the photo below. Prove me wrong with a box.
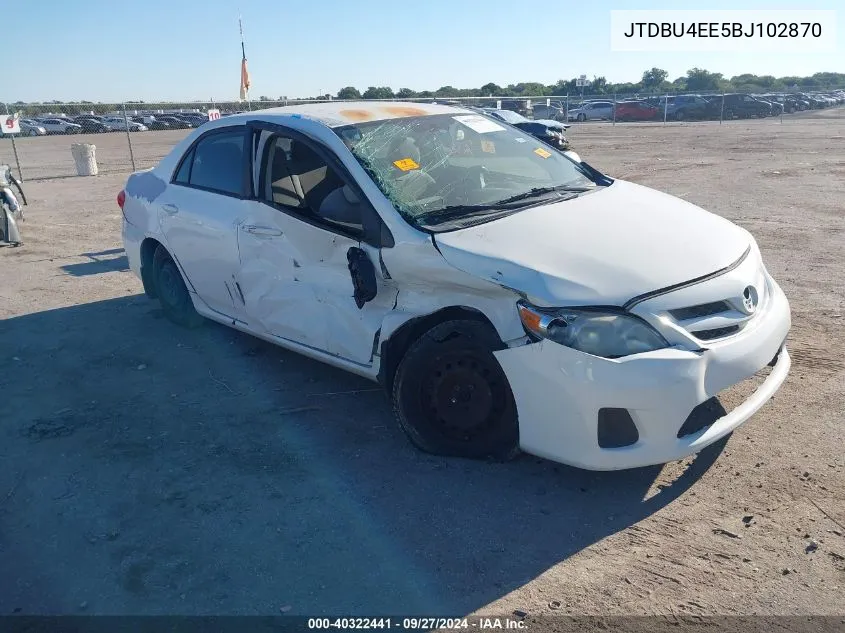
[377,306,503,393]
[140,237,163,299]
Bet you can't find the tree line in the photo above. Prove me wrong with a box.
[255,68,845,102]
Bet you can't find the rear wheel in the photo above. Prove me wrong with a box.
[152,245,203,328]
[392,320,519,461]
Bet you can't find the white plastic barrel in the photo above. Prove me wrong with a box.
[71,143,98,176]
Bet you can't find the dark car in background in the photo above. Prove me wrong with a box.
[72,116,110,133]
[155,116,194,129]
[481,107,571,150]
[614,100,659,121]
[720,93,773,119]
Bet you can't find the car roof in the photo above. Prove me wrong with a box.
[218,101,474,128]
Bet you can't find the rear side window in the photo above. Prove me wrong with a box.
[179,129,245,196]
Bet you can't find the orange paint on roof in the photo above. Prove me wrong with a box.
[339,109,374,121]
[380,106,428,117]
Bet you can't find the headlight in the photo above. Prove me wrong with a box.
[517,301,668,358]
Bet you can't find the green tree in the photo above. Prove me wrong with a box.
[435,85,461,98]
[336,86,361,100]
[685,68,725,92]
[591,76,608,94]
[395,88,417,99]
[258,95,271,101]
[479,82,502,96]
[641,67,668,91]
[362,86,394,99]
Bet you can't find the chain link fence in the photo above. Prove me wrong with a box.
[3,87,844,181]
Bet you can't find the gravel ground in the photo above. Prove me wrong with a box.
[1,111,843,617]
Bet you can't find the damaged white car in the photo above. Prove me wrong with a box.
[120,102,791,470]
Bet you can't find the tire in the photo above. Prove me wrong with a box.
[577,113,586,122]
[674,109,685,121]
[28,129,37,137]
[392,320,519,461]
[725,109,735,120]
[152,245,204,328]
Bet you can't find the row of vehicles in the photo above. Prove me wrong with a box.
[561,90,845,122]
[15,112,212,136]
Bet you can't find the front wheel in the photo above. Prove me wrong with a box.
[152,245,204,328]
[392,320,519,461]
[577,113,586,122]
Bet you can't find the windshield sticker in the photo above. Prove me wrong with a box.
[393,158,420,171]
[452,115,506,134]
[480,140,496,154]
[534,147,552,159]
[514,137,527,143]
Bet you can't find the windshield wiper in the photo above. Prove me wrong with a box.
[493,184,594,205]
[418,188,586,228]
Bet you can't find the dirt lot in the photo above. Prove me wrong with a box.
[1,112,844,618]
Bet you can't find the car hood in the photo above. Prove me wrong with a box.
[533,118,569,129]
[433,180,751,307]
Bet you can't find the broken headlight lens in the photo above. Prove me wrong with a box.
[517,301,668,358]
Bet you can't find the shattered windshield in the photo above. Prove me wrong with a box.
[334,113,599,231]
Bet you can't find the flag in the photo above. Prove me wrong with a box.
[240,55,250,101]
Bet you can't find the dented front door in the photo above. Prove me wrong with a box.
[235,201,393,366]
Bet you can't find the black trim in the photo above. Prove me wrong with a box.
[169,125,252,199]
[622,245,752,311]
[247,120,394,248]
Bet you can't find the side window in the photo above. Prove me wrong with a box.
[263,134,363,234]
[188,129,245,196]
[174,148,194,184]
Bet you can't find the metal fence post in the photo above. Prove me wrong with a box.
[565,93,569,120]
[663,94,668,124]
[720,93,725,125]
[613,93,617,125]
[2,102,24,181]
[122,103,137,171]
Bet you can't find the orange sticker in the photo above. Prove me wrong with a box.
[534,147,552,159]
[480,139,496,154]
[393,158,420,171]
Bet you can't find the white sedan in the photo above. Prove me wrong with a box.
[120,102,791,470]
[101,116,148,132]
[36,118,82,134]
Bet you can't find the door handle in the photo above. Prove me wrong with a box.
[161,203,179,215]
[243,225,283,237]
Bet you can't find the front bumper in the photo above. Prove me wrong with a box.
[493,279,791,471]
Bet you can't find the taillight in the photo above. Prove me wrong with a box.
[117,190,126,210]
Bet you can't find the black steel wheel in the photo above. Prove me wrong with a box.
[392,320,519,460]
[152,245,203,328]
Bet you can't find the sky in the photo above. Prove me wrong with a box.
[4,0,841,103]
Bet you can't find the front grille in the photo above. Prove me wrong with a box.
[669,301,731,321]
[691,325,741,340]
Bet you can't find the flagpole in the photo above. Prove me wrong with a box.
[239,14,251,110]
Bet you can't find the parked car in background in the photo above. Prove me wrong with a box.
[130,116,171,131]
[20,120,47,136]
[173,114,209,128]
[36,118,82,135]
[73,117,110,133]
[754,97,783,116]
[531,101,567,121]
[120,102,791,471]
[567,101,614,121]
[156,116,194,129]
[101,116,148,132]
[668,95,717,120]
[614,100,659,122]
[720,94,773,119]
[482,108,572,151]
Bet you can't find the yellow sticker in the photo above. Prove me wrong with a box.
[393,158,420,171]
[534,147,552,159]
[480,139,496,154]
